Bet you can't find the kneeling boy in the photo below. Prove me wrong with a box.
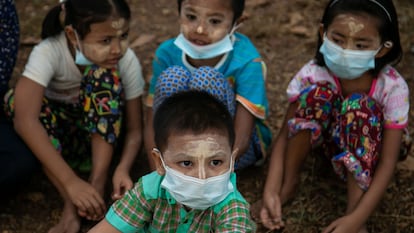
[89,90,256,232]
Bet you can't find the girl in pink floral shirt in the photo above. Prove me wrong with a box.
[260,0,410,232]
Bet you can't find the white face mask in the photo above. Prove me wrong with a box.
[159,154,234,210]
[174,33,234,60]
[319,34,380,80]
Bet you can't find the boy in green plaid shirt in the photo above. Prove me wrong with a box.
[89,90,256,232]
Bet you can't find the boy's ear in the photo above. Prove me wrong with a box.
[64,25,77,47]
[151,148,166,175]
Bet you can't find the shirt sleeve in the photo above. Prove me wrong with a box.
[235,58,268,119]
[286,60,338,103]
[119,48,145,100]
[214,199,257,233]
[146,42,172,107]
[379,67,410,128]
[22,39,58,87]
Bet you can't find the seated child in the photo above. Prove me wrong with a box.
[144,0,271,171]
[88,90,256,232]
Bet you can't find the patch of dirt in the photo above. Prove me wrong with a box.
[1,0,414,232]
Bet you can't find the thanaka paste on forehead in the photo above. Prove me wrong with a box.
[185,137,227,179]
[111,18,125,30]
[183,137,224,159]
[339,16,364,36]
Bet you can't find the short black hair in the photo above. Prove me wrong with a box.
[176,0,245,24]
[153,90,235,152]
[315,0,402,76]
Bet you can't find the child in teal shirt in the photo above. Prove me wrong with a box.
[89,90,256,232]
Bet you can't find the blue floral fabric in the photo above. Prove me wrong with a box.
[0,0,19,97]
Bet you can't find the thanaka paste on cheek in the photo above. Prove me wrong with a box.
[83,43,110,63]
[209,27,229,41]
[181,24,191,36]
[119,39,129,54]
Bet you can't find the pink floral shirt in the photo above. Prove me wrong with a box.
[287,60,409,129]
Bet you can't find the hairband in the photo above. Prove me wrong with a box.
[329,0,392,22]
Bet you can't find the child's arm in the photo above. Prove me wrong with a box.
[112,97,143,200]
[233,103,255,158]
[13,77,105,217]
[323,128,402,233]
[260,103,296,230]
[143,107,156,170]
[215,200,257,232]
[91,175,155,232]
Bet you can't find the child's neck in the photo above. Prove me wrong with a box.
[339,73,374,97]
[187,55,224,68]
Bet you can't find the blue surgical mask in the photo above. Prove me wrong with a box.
[319,35,380,79]
[174,33,234,60]
[75,49,94,66]
[73,31,94,66]
[159,152,234,210]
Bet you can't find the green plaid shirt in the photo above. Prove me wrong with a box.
[106,172,256,232]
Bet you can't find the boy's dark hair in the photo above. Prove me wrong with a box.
[153,90,235,152]
[315,0,402,76]
[41,0,131,39]
[177,0,245,24]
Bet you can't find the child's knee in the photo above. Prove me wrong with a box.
[339,93,383,149]
[153,66,191,111]
[189,66,235,114]
[295,82,339,129]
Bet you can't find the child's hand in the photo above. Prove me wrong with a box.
[65,177,106,220]
[322,215,363,233]
[111,167,133,200]
[260,193,284,230]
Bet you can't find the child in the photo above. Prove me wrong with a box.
[88,90,256,232]
[0,0,39,196]
[259,0,410,232]
[3,0,145,232]
[144,0,271,170]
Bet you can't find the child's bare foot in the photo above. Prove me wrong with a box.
[48,203,81,233]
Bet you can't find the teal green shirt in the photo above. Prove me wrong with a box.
[106,172,256,232]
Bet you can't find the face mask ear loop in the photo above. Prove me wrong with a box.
[230,22,242,36]
[323,32,328,41]
[375,41,392,55]
[228,23,242,43]
[73,30,84,53]
[152,148,167,168]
